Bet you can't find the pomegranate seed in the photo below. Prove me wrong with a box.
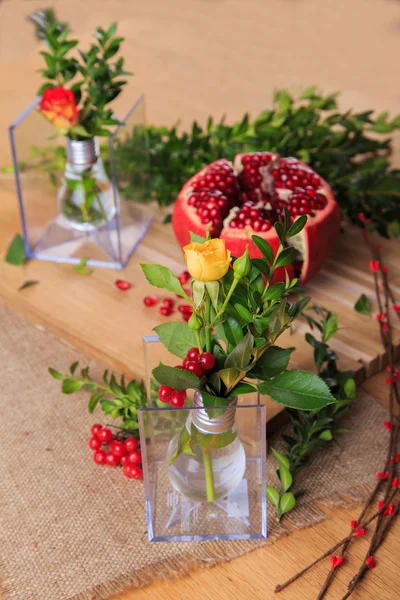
[143,296,158,307]
[163,297,174,308]
[159,305,172,316]
[115,280,132,291]
[178,304,192,313]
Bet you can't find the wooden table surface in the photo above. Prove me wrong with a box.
[1,0,400,598]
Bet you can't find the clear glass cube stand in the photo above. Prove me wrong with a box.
[139,336,267,542]
[9,95,153,269]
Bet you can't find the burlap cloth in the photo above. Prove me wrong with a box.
[0,305,389,600]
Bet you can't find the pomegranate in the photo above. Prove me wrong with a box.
[172,152,341,283]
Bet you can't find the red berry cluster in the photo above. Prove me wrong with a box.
[89,424,143,480]
[143,271,193,321]
[157,348,216,408]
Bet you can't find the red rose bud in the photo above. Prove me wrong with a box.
[384,471,389,480]
[378,500,385,510]
[393,304,400,313]
[40,86,80,129]
[115,279,132,291]
[362,230,369,240]
[330,555,344,568]
[389,456,393,464]
[369,260,380,273]
[376,243,382,250]
[377,472,382,480]
[382,265,388,274]
[352,528,366,537]
[386,365,392,372]
[366,556,376,569]
[384,421,391,431]
[350,520,357,528]
[385,377,392,385]
[358,213,366,223]
[392,477,399,489]
[383,322,389,332]
[396,452,400,463]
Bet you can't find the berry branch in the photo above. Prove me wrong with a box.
[274,225,399,598]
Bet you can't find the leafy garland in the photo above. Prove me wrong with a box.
[267,306,356,521]
[114,87,400,237]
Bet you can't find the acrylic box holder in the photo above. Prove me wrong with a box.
[9,95,153,269]
[140,336,267,542]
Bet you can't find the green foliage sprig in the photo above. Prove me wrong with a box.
[49,362,146,432]
[33,11,131,138]
[267,306,356,521]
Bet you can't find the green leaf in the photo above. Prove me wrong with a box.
[229,382,256,396]
[219,316,244,347]
[153,363,201,390]
[279,492,296,515]
[18,280,39,291]
[61,379,84,394]
[250,346,292,379]
[252,259,271,278]
[154,322,199,359]
[354,293,371,316]
[266,486,280,507]
[271,447,290,469]
[279,464,293,492]
[5,234,26,265]
[73,257,93,275]
[287,215,307,238]
[323,314,338,342]
[251,236,274,263]
[88,391,104,413]
[274,222,285,244]
[234,303,252,323]
[275,247,296,268]
[344,377,356,399]
[258,370,336,410]
[141,264,188,298]
[264,282,285,301]
[218,367,243,392]
[189,232,206,243]
[314,342,328,366]
[193,280,205,308]
[162,214,172,224]
[48,368,64,380]
[70,125,92,138]
[319,429,333,441]
[224,331,254,369]
[69,361,79,375]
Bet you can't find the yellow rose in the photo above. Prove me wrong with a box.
[183,238,232,282]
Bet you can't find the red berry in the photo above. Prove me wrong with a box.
[89,437,102,451]
[128,450,142,465]
[182,357,190,368]
[120,455,129,465]
[109,440,127,457]
[124,437,139,453]
[158,385,174,403]
[178,304,192,313]
[98,427,113,443]
[94,450,106,465]
[187,347,200,361]
[105,453,120,467]
[159,305,172,316]
[91,424,103,438]
[123,464,133,478]
[170,390,187,408]
[128,465,143,479]
[163,297,174,308]
[115,279,132,291]
[185,361,205,378]
[199,352,215,370]
[143,296,158,307]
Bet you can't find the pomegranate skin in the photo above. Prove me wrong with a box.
[172,154,341,284]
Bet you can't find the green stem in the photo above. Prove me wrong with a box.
[195,330,202,353]
[205,291,212,353]
[202,449,216,502]
[210,277,240,328]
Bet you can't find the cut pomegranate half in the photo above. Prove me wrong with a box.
[172,152,341,283]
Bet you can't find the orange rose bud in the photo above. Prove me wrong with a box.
[40,86,80,129]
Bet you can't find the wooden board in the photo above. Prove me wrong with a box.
[1,175,399,393]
